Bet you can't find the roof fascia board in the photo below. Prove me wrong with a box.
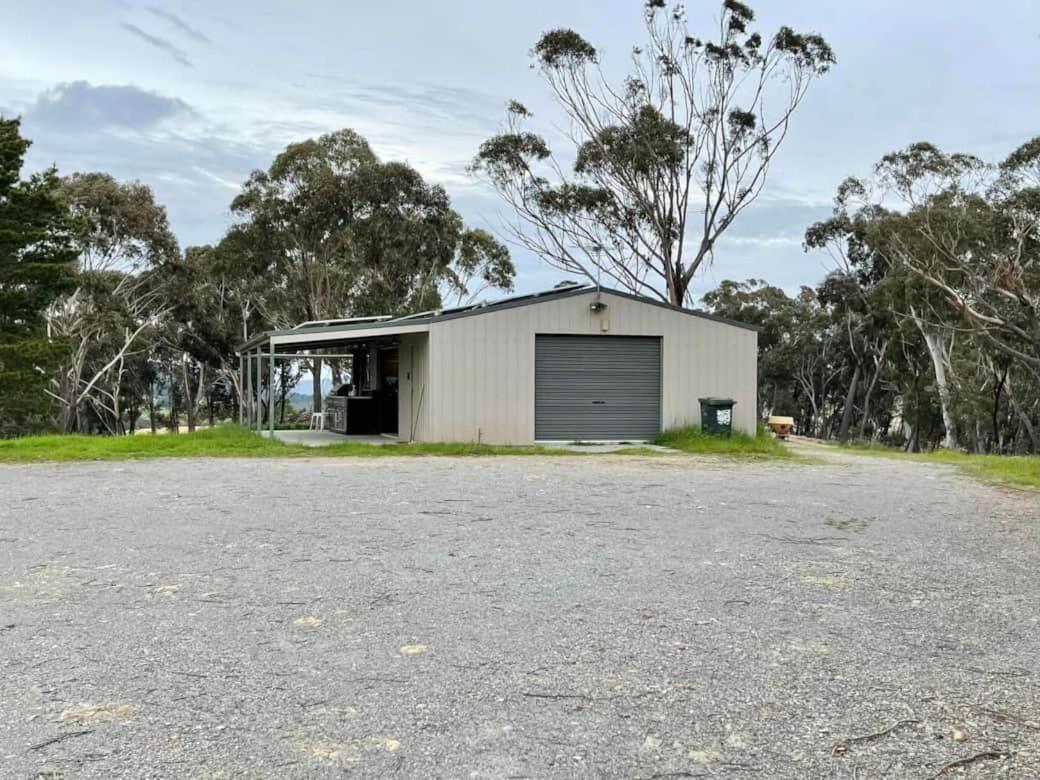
[269,322,429,349]
[596,289,761,333]
[423,286,760,333]
[237,284,757,353]
[238,322,430,353]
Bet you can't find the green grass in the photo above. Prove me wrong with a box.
[936,452,1040,488]
[0,426,288,463]
[653,425,797,459]
[0,426,585,463]
[0,424,799,464]
[840,440,1040,489]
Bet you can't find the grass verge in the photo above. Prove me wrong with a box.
[840,441,1040,489]
[0,426,578,463]
[0,426,286,463]
[653,425,797,460]
[0,424,800,464]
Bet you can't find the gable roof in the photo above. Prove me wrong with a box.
[237,284,756,352]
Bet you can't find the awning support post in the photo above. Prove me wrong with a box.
[268,340,275,436]
[255,345,262,434]
[245,352,252,428]
[238,353,245,426]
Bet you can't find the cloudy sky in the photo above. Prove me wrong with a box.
[2,0,1038,301]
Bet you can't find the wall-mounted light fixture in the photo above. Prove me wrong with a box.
[589,300,608,313]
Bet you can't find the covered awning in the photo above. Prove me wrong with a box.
[237,321,430,354]
[235,322,430,436]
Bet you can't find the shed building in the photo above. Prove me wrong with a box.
[237,285,757,444]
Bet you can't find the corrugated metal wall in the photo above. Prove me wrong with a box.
[397,332,430,442]
[422,290,757,445]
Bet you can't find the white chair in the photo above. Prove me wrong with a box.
[309,412,325,431]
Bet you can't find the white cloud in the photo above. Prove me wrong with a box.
[4,0,1038,292]
[192,166,241,191]
[721,235,804,250]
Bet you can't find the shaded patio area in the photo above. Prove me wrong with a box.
[238,318,430,442]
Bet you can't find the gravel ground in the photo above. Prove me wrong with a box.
[0,451,1037,779]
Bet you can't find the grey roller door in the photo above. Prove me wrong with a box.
[535,335,662,440]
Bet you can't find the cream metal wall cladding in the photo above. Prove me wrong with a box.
[422,289,757,444]
[239,286,757,445]
[397,332,430,442]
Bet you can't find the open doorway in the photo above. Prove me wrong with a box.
[378,347,399,436]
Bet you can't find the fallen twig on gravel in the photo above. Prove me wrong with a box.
[29,730,94,751]
[522,691,592,701]
[963,666,1029,678]
[757,533,848,545]
[832,719,920,755]
[928,751,1005,778]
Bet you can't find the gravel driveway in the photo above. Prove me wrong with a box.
[1,452,1037,778]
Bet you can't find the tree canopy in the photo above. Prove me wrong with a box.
[472,0,834,305]
[228,129,514,327]
[224,129,515,413]
[0,118,77,436]
[703,135,1040,454]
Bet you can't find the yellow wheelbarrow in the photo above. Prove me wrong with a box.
[767,416,794,440]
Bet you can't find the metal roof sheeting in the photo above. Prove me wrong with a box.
[236,284,757,353]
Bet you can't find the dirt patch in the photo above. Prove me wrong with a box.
[824,516,869,533]
[300,736,401,764]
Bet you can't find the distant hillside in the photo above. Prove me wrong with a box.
[286,392,313,411]
[294,377,333,399]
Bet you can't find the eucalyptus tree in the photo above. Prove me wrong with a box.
[472,0,834,305]
[229,130,378,333]
[49,172,178,433]
[159,245,245,431]
[884,140,1040,452]
[229,129,514,413]
[0,117,77,436]
[345,160,515,314]
[899,138,1040,383]
[803,139,1040,452]
[700,278,812,418]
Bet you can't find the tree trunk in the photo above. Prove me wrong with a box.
[974,419,986,454]
[279,363,290,424]
[857,344,888,440]
[991,367,1006,453]
[148,381,157,434]
[920,328,958,450]
[194,364,207,429]
[168,369,179,434]
[903,420,920,453]
[761,385,774,419]
[1007,373,1040,453]
[805,397,819,439]
[311,357,323,414]
[111,353,125,436]
[837,363,861,443]
[181,360,197,433]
